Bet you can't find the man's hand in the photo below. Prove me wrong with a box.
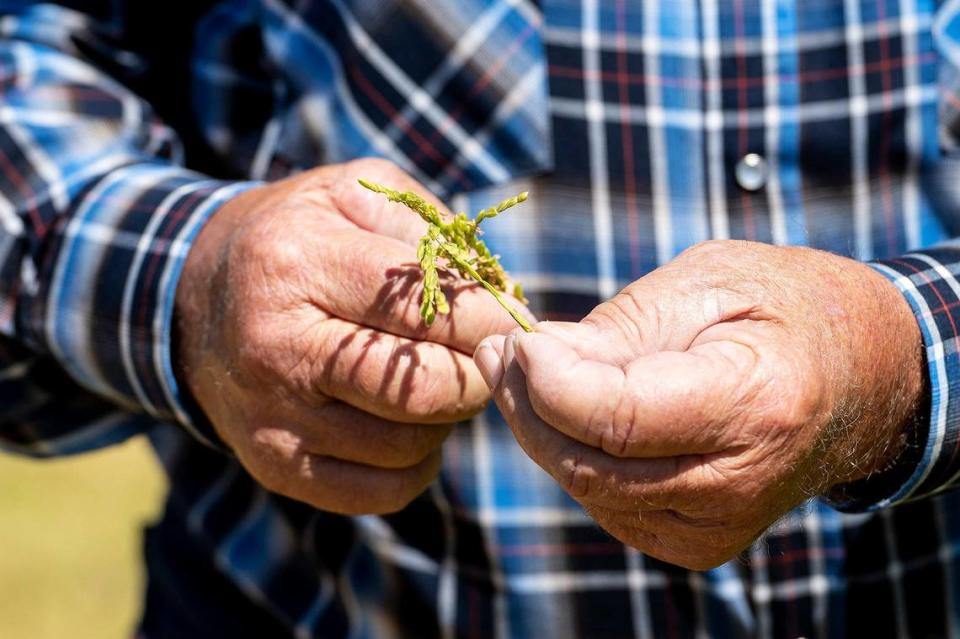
[175,159,521,515]
[475,240,925,570]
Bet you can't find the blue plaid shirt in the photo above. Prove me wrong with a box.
[5,0,960,636]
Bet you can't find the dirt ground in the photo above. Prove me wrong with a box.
[0,437,167,639]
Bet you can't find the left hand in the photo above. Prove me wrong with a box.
[475,240,925,570]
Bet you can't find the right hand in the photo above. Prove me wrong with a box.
[175,159,525,514]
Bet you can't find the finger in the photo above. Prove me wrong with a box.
[309,227,529,353]
[255,400,452,469]
[248,446,443,516]
[330,158,450,247]
[307,318,491,424]
[492,335,712,511]
[474,333,508,390]
[512,331,759,458]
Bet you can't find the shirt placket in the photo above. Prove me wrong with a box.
[707,0,804,247]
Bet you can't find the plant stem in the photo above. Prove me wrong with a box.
[441,248,533,332]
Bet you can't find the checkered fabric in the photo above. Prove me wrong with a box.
[4,0,960,637]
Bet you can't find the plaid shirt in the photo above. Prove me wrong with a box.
[5,0,960,636]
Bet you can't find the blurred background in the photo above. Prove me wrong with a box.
[0,438,167,639]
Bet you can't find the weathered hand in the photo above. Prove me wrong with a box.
[476,240,924,569]
[176,159,522,515]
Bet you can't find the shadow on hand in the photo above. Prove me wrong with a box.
[321,264,474,413]
[371,264,477,342]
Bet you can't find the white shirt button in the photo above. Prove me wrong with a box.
[735,153,768,192]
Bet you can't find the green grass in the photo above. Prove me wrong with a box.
[0,437,167,639]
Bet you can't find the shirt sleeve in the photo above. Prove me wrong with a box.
[0,7,256,456]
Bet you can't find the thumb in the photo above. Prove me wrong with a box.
[474,333,508,390]
[475,318,634,389]
[532,321,638,367]
[512,328,754,458]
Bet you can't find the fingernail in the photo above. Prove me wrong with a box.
[474,343,504,390]
[503,333,517,367]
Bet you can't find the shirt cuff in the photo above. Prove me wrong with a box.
[35,162,258,450]
[824,249,960,512]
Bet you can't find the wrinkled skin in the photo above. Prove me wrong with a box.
[175,159,525,515]
[476,241,925,570]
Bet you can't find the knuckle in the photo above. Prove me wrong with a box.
[558,450,594,499]
[378,456,442,513]
[250,426,297,456]
[605,392,639,457]
[357,340,462,421]
[381,424,451,468]
[404,385,445,422]
[237,221,303,279]
[228,203,316,291]
[406,368,481,422]
[231,216,278,265]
